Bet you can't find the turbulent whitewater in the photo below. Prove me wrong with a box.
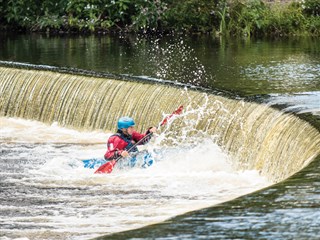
[0,117,270,240]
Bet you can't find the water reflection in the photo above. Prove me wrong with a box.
[242,59,320,93]
[1,33,319,96]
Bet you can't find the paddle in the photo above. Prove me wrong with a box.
[94,105,183,174]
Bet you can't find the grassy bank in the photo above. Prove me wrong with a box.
[0,0,319,37]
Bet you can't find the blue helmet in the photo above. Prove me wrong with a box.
[118,117,135,129]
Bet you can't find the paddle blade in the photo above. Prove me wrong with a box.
[94,160,116,174]
[160,105,183,127]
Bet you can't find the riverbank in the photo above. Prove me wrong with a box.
[1,0,319,37]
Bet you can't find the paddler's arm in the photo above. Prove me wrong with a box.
[132,127,157,145]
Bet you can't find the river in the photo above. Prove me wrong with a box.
[0,33,319,240]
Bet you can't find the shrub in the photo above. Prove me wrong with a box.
[303,0,320,16]
[227,0,269,37]
[264,1,307,36]
[0,0,319,36]
[163,0,217,33]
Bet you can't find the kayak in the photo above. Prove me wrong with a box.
[82,151,154,170]
[83,158,107,169]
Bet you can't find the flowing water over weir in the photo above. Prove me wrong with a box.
[1,65,320,239]
[1,66,319,181]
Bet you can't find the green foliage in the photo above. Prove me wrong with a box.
[215,1,228,35]
[66,0,106,31]
[100,0,136,30]
[4,0,66,30]
[131,0,168,31]
[64,0,168,32]
[220,0,318,37]
[306,16,320,35]
[264,2,308,36]
[163,0,217,33]
[0,0,5,26]
[227,0,268,37]
[303,0,320,16]
[0,0,319,36]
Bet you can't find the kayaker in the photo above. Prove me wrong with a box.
[104,116,157,167]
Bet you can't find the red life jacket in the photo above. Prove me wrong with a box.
[104,129,151,160]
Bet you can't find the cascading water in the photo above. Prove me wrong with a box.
[1,66,319,181]
[1,65,320,240]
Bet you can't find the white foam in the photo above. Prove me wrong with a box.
[0,117,271,240]
[0,117,110,144]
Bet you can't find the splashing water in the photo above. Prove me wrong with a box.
[133,37,211,86]
[0,115,270,240]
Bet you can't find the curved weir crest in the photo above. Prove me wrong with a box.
[1,65,320,183]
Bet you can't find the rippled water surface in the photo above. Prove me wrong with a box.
[1,34,319,93]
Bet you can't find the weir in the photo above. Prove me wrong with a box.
[1,66,319,183]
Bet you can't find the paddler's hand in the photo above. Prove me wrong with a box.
[121,150,129,157]
[149,127,157,133]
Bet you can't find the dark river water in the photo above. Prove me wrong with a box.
[0,33,319,239]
